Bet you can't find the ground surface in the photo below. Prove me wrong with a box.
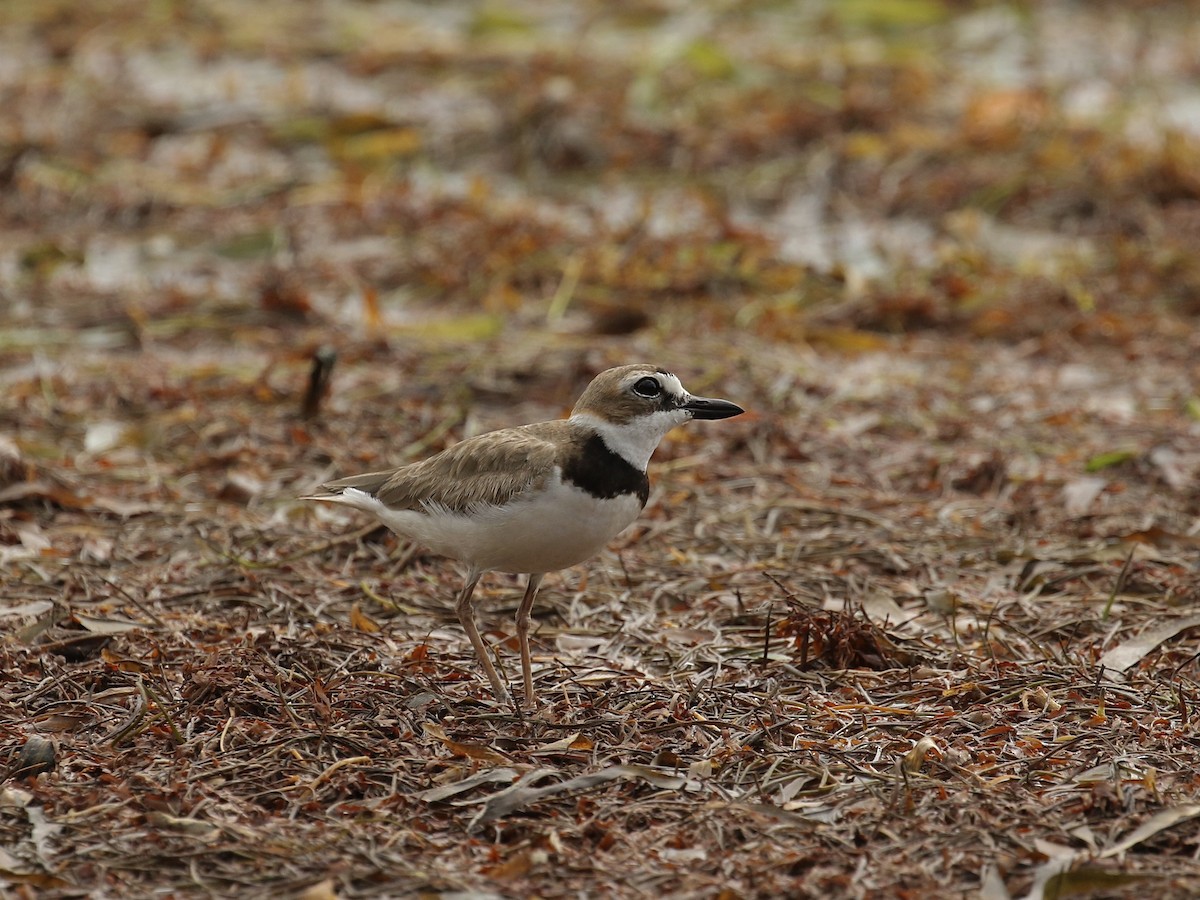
[3,1,1200,898]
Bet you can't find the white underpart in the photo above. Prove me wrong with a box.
[571,406,691,470]
[325,472,643,575]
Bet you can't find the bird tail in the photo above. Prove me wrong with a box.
[300,470,394,508]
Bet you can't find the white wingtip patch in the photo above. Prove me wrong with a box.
[304,486,382,513]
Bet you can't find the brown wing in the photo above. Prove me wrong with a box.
[316,421,571,513]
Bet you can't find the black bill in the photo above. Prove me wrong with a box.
[683,396,745,420]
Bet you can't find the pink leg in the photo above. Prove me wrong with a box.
[515,573,544,707]
[454,572,509,702]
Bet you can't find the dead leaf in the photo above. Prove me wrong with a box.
[1098,615,1200,676]
[101,647,154,672]
[1061,477,1106,516]
[530,732,591,755]
[1017,807,1199,898]
[0,600,54,620]
[0,787,65,887]
[0,866,68,890]
[659,845,707,864]
[13,521,50,553]
[74,613,151,635]
[423,722,510,763]
[979,863,1010,900]
[0,481,88,509]
[217,472,264,505]
[1148,446,1189,490]
[660,627,715,646]
[1098,803,1200,858]
[415,767,521,803]
[31,711,92,733]
[296,879,339,900]
[1120,525,1200,550]
[84,421,128,455]
[482,849,533,880]
[80,535,114,562]
[859,592,908,625]
[259,268,311,318]
[362,285,382,336]
[145,812,220,839]
[902,737,941,774]
[87,495,155,517]
[12,609,62,644]
[348,603,381,634]
[962,88,1049,145]
[0,480,155,517]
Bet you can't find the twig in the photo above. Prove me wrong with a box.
[95,574,166,628]
[760,602,773,668]
[303,756,371,795]
[301,345,337,419]
[1101,544,1136,620]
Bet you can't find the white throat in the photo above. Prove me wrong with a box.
[572,410,690,470]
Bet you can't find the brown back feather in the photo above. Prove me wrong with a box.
[318,421,579,513]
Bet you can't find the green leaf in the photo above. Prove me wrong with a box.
[396,313,504,342]
[832,0,948,30]
[471,4,533,37]
[213,230,279,260]
[683,39,736,80]
[1084,449,1138,472]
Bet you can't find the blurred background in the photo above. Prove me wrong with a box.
[4,1,1200,352]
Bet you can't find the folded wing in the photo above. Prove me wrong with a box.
[309,422,568,513]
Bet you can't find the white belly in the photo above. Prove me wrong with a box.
[340,473,644,575]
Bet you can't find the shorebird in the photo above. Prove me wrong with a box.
[304,364,743,705]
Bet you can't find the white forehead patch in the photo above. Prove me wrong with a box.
[658,372,687,400]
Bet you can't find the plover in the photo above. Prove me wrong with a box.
[304,364,743,705]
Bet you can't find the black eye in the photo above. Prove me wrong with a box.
[633,376,662,398]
